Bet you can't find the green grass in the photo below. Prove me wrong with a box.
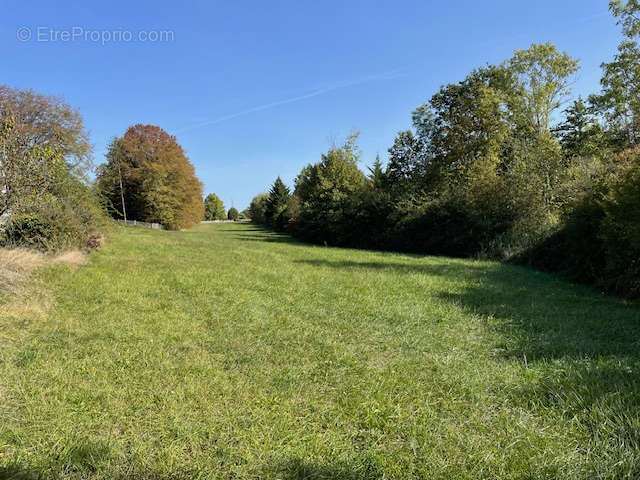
[1,223,640,479]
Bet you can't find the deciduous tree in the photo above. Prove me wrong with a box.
[227,207,239,220]
[97,125,204,230]
[204,193,225,220]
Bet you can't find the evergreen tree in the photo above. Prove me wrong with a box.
[367,154,385,188]
[553,98,604,158]
[265,177,290,230]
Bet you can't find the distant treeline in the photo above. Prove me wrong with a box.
[250,1,640,298]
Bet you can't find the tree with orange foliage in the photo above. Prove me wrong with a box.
[97,125,204,230]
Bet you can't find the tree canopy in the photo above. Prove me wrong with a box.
[97,125,204,230]
[227,207,239,220]
[0,85,107,251]
[204,193,225,221]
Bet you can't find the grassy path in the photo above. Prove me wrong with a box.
[1,223,640,479]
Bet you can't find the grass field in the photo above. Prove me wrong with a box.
[1,223,640,479]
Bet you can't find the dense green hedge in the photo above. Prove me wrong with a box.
[250,13,640,299]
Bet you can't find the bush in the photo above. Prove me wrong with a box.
[3,213,69,251]
[521,148,640,298]
[599,149,640,296]
[2,181,109,252]
[520,197,605,287]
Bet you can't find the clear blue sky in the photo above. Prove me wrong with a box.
[1,0,622,210]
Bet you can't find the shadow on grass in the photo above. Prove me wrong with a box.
[295,258,640,359]
[232,233,300,244]
[294,258,476,275]
[297,257,640,431]
[226,226,302,244]
[264,457,382,480]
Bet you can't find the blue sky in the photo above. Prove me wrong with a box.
[2,0,622,210]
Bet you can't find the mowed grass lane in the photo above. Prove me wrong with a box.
[1,223,640,479]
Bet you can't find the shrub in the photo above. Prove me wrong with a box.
[599,148,640,296]
[521,149,640,298]
[2,180,109,252]
[3,213,69,251]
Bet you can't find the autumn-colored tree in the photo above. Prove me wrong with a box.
[0,85,107,251]
[97,125,203,230]
[0,85,92,177]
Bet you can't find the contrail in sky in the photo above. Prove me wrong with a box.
[175,69,405,134]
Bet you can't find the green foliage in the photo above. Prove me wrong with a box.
[589,2,640,148]
[553,98,606,158]
[227,207,239,220]
[591,39,640,147]
[367,154,385,188]
[264,177,291,230]
[3,213,69,251]
[508,42,579,134]
[248,193,269,224]
[0,86,108,251]
[203,193,225,220]
[599,148,640,296]
[246,18,640,298]
[2,179,108,252]
[293,133,366,244]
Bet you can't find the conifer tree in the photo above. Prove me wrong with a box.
[265,177,290,229]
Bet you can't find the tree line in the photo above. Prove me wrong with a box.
[0,93,215,250]
[0,80,247,252]
[250,1,640,299]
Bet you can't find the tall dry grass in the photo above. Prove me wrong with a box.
[0,249,45,297]
[0,248,87,297]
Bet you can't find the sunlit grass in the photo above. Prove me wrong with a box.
[1,223,639,479]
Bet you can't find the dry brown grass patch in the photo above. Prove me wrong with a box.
[0,248,86,299]
[0,249,45,296]
[53,250,88,266]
